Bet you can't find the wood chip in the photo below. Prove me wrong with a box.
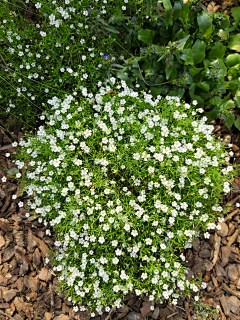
[220,296,230,316]
[222,283,240,299]
[227,228,240,247]
[211,232,221,267]
[224,209,240,222]
[0,144,12,151]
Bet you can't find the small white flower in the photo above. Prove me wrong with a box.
[112,257,119,264]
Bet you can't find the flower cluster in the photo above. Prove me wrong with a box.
[12,80,235,314]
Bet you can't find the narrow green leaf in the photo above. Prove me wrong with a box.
[110,63,124,69]
[228,34,240,52]
[157,52,166,62]
[104,25,119,34]
[162,0,173,30]
[146,0,151,14]
[173,1,182,20]
[176,35,190,50]
[197,12,213,38]
[192,39,206,64]
[108,14,130,24]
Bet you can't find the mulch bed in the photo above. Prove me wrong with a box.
[201,0,239,16]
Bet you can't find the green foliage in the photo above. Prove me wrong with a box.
[194,300,220,320]
[12,80,235,314]
[107,1,240,129]
[0,0,136,130]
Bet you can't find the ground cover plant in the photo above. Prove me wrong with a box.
[7,79,236,315]
[107,0,240,129]
[0,0,136,129]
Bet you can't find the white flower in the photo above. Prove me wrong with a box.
[145,238,152,245]
[131,230,138,237]
[148,166,154,173]
[112,257,119,264]
[98,236,105,244]
[141,273,148,280]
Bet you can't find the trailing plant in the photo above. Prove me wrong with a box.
[106,0,240,129]
[8,78,235,315]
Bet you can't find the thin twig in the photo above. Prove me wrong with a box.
[225,195,240,208]
[227,227,240,246]
[224,208,240,222]
[0,53,11,73]
[166,312,178,319]
[105,307,115,320]
[0,310,15,320]
[176,305,185,311]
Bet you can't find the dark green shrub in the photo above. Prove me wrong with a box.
[107,1,240,128]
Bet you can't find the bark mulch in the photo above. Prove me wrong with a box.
[1,116,240,320]
[201,0,239,16]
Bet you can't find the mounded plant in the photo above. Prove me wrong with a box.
[9,79,235,315]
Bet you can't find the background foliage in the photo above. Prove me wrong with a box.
[107,0,240,129]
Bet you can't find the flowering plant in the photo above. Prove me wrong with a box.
[11,78,235,315]
[0,0,134,128]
